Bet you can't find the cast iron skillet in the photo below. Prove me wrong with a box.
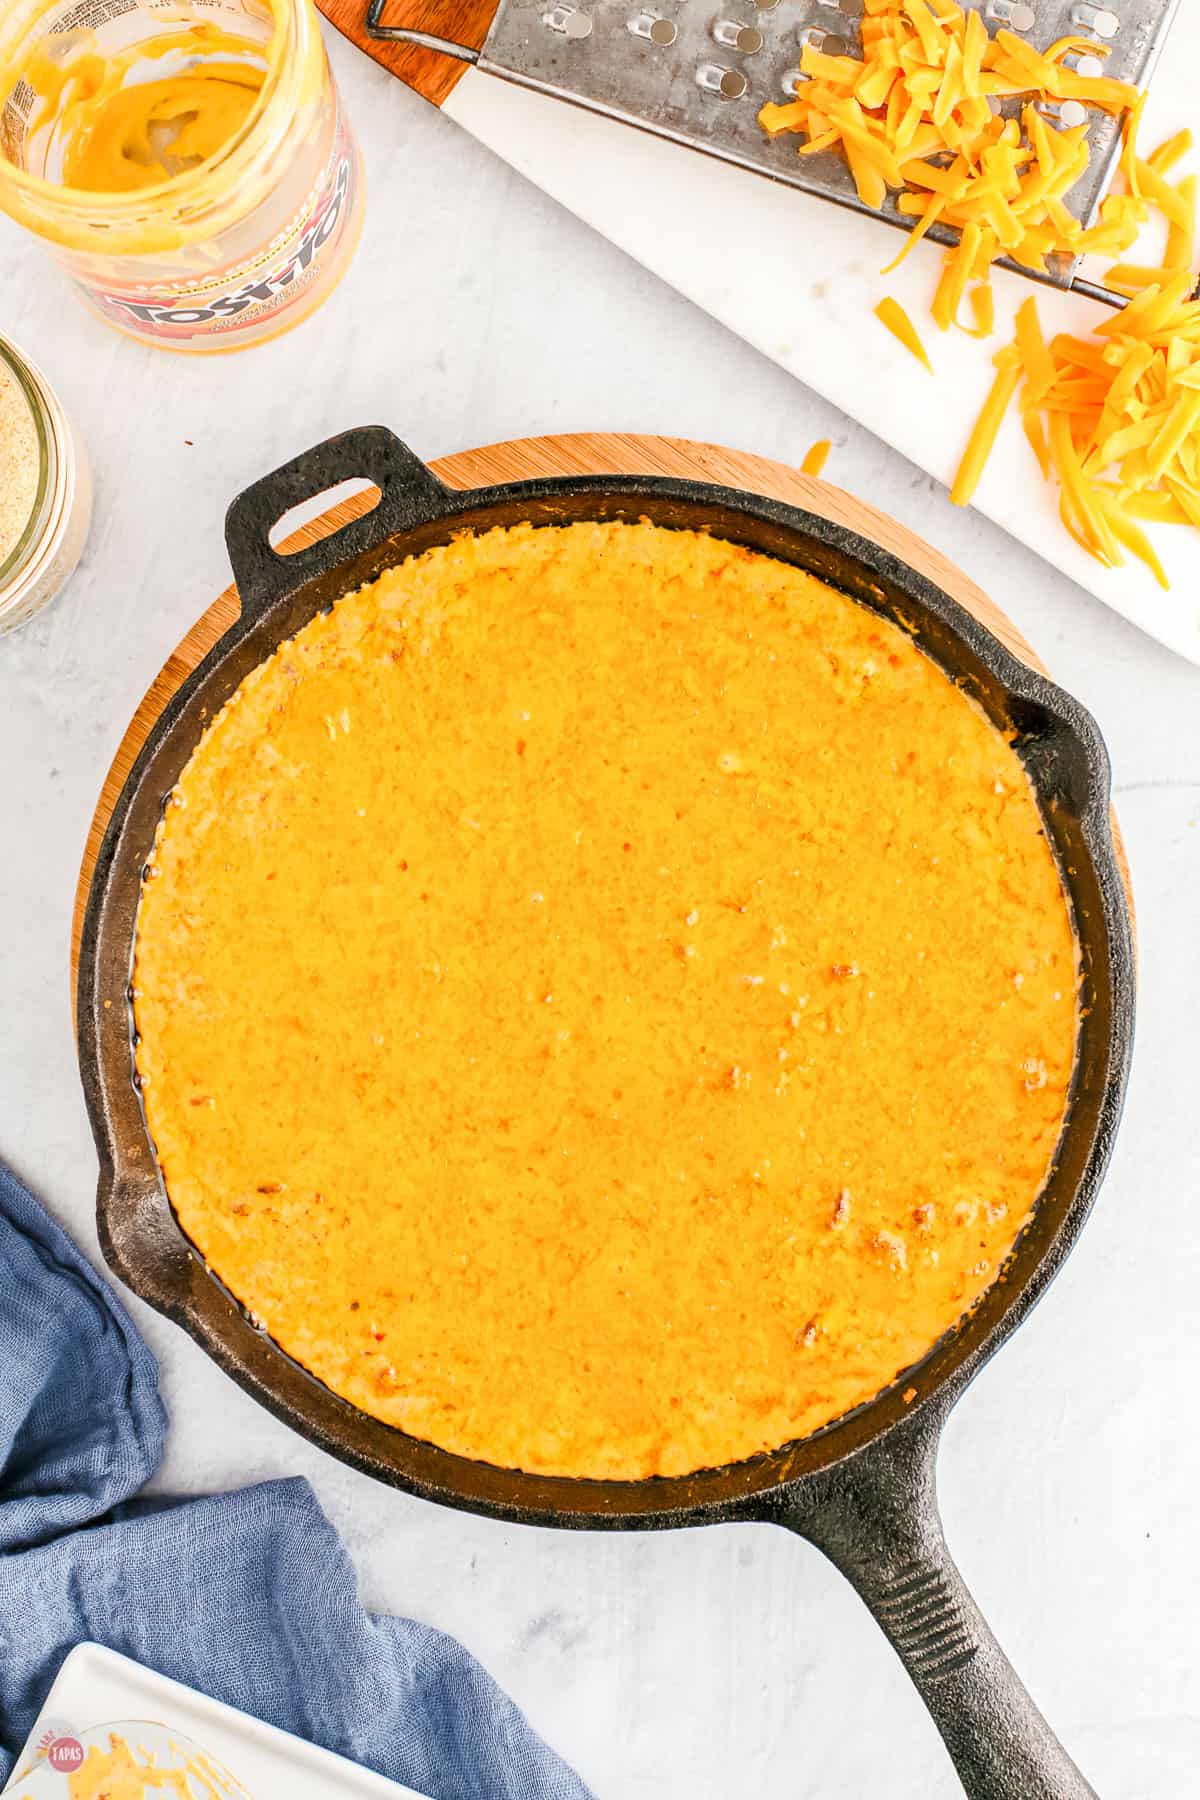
[78,428,1135,1800]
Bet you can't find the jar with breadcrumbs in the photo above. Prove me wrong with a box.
[0,335,91,634]
[0,0,363,352]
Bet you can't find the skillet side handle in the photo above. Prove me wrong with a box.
[767,1412,1098,1800]
[224,427,453,625]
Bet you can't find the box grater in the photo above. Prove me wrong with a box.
[368,0,1182,301]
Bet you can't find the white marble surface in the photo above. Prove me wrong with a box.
[2,31,1200,1800]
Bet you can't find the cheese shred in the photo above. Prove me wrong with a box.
[801,438,833,477]
[949,352,1021,507]
[760,0,1145,321]
[874,296,934,370]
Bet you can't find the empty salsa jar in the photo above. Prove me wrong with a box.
[0,0,363,352]
[0,334,91,634]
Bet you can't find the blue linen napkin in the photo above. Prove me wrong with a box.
[0,1162,593,1800]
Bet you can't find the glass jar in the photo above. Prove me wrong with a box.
[0,335,91,634]
[0,0,363,353]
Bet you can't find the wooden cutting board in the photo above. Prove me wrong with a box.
[70,430,1094,987]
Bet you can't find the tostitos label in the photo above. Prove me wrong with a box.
[80,104,361,348]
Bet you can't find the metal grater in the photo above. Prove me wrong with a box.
[369,0,1181,301]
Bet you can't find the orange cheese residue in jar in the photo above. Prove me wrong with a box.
[59,66,265,196]
[132,521,1079,1479]
[0,0,362,351]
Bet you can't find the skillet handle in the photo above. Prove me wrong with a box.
[767,1411,1098,1799]
[223,427,453,625]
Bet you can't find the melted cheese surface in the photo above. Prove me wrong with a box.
[134,522,1077,1478]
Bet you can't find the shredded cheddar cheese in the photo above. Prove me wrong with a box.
[947,133,1200,586]
[949,347,1021,507]
[952,275,1200,586]
[874,295,934,370]
[763,0,1199,587]
[760,0,1144,325]
[965,282,995,337]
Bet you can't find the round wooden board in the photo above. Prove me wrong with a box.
[71,430,1125,988]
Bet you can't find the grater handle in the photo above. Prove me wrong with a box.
[364,2,480,60]
[223,427,454,625]
[763,1409,1099,1800]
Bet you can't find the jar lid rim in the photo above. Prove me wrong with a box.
[0,336,55,590]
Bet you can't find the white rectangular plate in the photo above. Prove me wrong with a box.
[3,1644,430,1800]
[443,19,1200,664]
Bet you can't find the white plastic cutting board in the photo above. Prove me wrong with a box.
[2,1645,430,1800]
[442,18,1200,664]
